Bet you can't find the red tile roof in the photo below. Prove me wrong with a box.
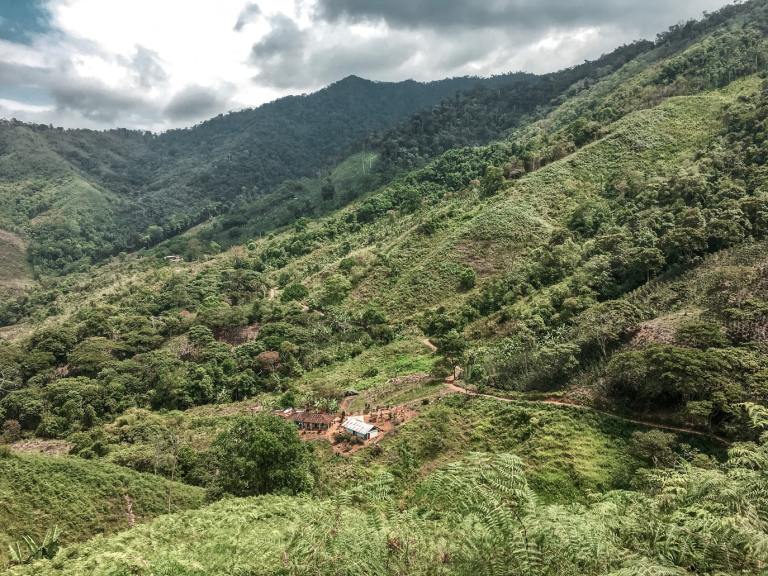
[288,412,336,425]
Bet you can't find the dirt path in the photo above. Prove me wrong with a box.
[10,439,73,455]
[444,384,731,446]
[421,338,437,353]
[123,494,136,527]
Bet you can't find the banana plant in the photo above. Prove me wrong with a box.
[8,525,62,565]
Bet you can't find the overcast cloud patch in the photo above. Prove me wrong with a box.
[234,3,262,31]
[316,0,725,35]
[50,76,154,123]
[0,0,733,129]
[129,46,168,88]
[165,85,233,121]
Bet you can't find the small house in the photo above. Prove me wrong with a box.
[341,416,379,440]
[288,411,335,431]
[164,255,184,263]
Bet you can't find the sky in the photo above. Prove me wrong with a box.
[0,0,733,131]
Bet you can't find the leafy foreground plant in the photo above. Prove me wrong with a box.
[8,526,62,565]
[15,404,768,575]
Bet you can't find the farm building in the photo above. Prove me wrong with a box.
[284,410,336,431]
[341,416,379,440]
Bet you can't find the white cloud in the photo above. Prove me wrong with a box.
[0,0,734,130]
[0,98,51,114]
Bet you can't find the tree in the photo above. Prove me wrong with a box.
[439,330,467,380]
[188,325,215,348]
[282,283,309,303]
[210,415,314,497]
[479,165,505,197]
[321,180,335,201]
[629,430,678,468]
[319,275,351,306]
[676,320,729,349]
[685,400,714,431]
[360,307,387,328]
[579,300,642,360]
[661,207,707,266]
[568,199,610,237]
[145,225,165,245]
[67,337,118,376]
[27,327,77,363]
[82,404,98,429]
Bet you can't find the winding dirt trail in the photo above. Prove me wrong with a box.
[421,338,437,353]
[123,494,136,527]
[444,383,731,446]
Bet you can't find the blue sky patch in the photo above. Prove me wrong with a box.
[0,0,51,44]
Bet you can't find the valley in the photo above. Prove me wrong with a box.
[1,1,768,574]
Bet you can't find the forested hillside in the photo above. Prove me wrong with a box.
[2,0,768,574]
[0,40,661,278]
[0,75,489,275]
[170,40,657,252]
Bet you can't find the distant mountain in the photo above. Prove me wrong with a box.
[0,39,665,278]
[0,74,491,275]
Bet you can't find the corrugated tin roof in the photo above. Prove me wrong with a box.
[289,412,335,424]
[342,416,377,435]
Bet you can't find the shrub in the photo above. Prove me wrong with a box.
[479,165,505,197]
[629,430,678,468]
[2,419,21,443]
[282,283,309,303]
[209,415,315,497]
[675,320,729,349]
[458,267,476,291]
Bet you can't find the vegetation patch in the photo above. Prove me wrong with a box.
[0,452,205,568]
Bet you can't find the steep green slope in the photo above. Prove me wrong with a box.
[2,3,768,574]
[9,429,768,576]
[1,0,766,441]
[278,85,748,318]
[0,451,205,568]
[157,150,380,260]
[169,41,658,254]
[0,39,662,278]
[0,230,31,297]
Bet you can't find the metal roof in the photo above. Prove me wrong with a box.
[289,412,335,424]
[342,416,377,435]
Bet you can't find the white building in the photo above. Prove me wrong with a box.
[341,416,379,440]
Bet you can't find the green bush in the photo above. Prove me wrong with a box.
[209,415,315,497]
